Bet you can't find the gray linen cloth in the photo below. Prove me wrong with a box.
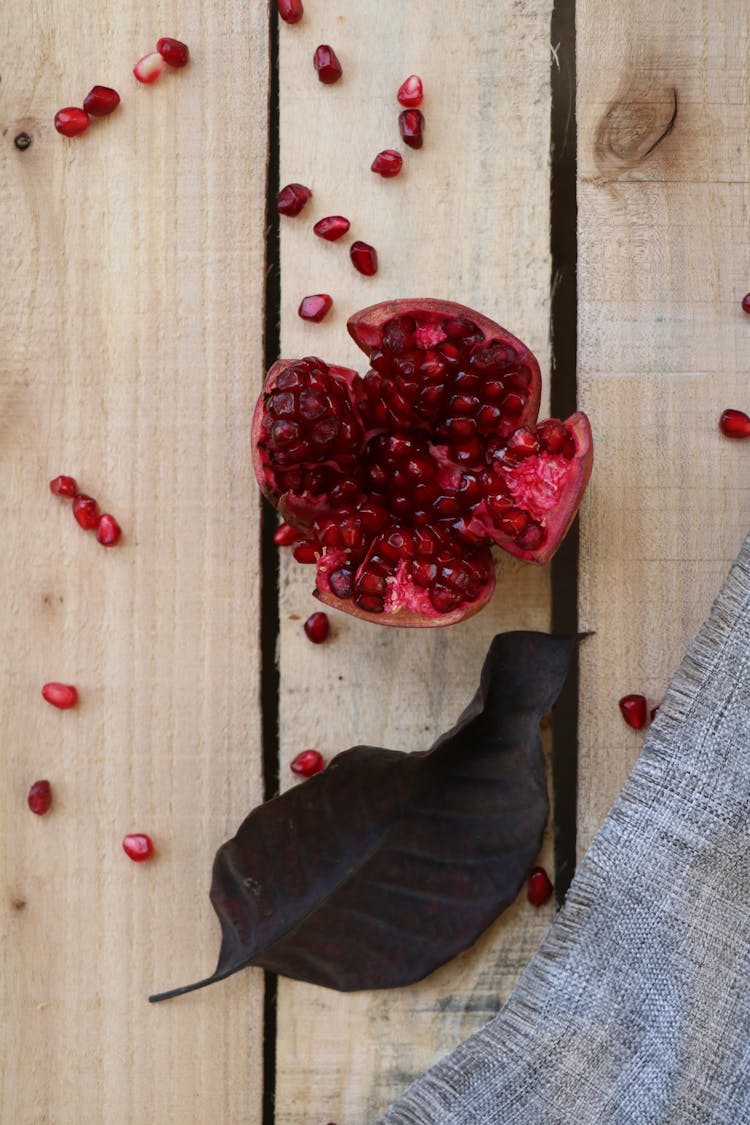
[382,534,750,1124]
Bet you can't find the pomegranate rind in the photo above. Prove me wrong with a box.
[347,298,542,430]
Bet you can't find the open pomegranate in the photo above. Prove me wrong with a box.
[253,299,592,626]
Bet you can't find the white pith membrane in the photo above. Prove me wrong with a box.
[256,306,591,623]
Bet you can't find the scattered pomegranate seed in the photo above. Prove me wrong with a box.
[96,513,122,546]
[371,150,403,178]
[157,37,190,67]
[278,0,304,22]
[49,475,78,498]
[619,693,648,730]
[273,522,304,546]
[397,75,424,108]
[83,86,121,117]
[527,866,553,907]
[742,293,750,314]
[276,183,312,217]
[290,749,325,777]
[313,215,350,241]
[28,780,52,816]
[719,408,750,439]
[314,45,343,84]
[73,494,100,530]
[54,108,90,137]
[304,611,330,643]
[399,109,425,150]
[42,682,78,710]
[122,833,155,862]
[350,241,378,276]
[133,52,165,84]
[298,294,333,323]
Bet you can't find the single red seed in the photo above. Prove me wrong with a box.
[157,37,190,67]
[314,44,343,84]
[371,149,403,178]
[133,52,165,84]
[742,293,750,314]
[304,611,330,643]
[719,408,750,439]
[96,513,122,546]
[42,682,78,710]
[313,215,350,241]
[73,494,100,530]
[276,183,312,217]
[397,74,424,108]
[278,0,304,22]
[273,522,304,546]
[298,294,333,323]
[28,780,52,816]
[399,109,425,150]
[122,833,155,862]
[49,475,78,498]
[619,693,648,730]
[290,749,325,777]
[54,107,90,137]
[82,86,121,117]
[350,241,378,276]
[293,539,319,564]
[527,866,553,907]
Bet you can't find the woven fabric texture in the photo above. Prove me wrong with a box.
[382,534,750,1125]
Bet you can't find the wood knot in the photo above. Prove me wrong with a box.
[11,897,27,911]
[14,132,32,151]
[594,87,678,176]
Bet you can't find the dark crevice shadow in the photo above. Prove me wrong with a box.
[261,9,281,1125]
[550,0,580,902]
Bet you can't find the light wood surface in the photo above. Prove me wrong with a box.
[0,3,268,1122]
[576,0,750,851]
[276,3,555,1121]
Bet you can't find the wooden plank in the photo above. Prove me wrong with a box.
[0,4,268,1122]
[275,2,555,1120]
[577,2,750,851]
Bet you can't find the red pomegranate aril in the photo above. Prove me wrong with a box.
[314,44,343,84]
[133,52,165,84]
[355,594,384,614]
[371,150,403,178]
[274,522,303,546]
[28,780,52,815]
[314,215,350,241]
[328,568,354,598]
[290,749,325,777]
[96,513,122,546]
[54,107,90,137]
[73,494,100,530]
[278,0,304,22]
[499,508,528,537]
[299,294,333,323]
[527,866,553,907]
[399,109,425,150]
[719,408,750,439]
[293,540,319,564]
[411,561,437,587]
[304,611,330,644]
[122,833,155,862]
[50,475,78,498]
[42,682,78,710]
[82,86,120,117]
[742,293,750,314]
[619,693,648,730]
[350,241,378,276]
[157,37,190,67]
[276,183,312,217]
[397,74,423,108]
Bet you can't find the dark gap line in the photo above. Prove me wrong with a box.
[549,0,580,903]
[261,8,281,1125]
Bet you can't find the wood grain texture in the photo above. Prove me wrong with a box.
[0,4,267,1122]
[275,2,555,1121]
[577,1,750,850]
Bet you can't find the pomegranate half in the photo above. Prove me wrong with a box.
[253,299,593,626]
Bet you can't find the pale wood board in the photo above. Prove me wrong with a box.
[577,2,750,850]
[275,2,556,1121]
[0,3,267,1122]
